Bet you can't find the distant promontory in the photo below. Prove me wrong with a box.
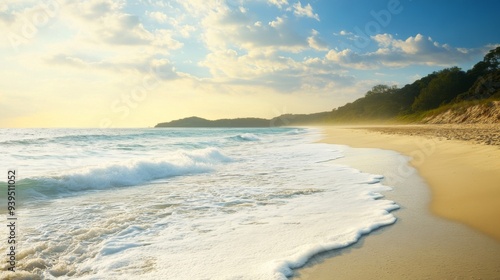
[155,117,269,127]
[154,113,332,128]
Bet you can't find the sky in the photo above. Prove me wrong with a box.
[1,0,499,127]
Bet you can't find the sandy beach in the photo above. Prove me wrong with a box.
[293,125,500,279]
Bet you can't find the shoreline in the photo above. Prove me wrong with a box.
[320,125,500,241]
[293,125,500,279]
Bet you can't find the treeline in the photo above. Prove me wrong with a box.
[327,46,500,123]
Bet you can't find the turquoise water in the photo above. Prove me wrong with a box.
[0,128,398,279]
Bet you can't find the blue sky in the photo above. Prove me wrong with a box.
[0,0,499,127]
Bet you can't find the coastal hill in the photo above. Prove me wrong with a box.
[155,113,331,127]
[155,117,270,127]
[155,47,500,127]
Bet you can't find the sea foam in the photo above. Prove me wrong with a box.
[230,133,261,141]
[0,128,400,279]
[15,147,231,198]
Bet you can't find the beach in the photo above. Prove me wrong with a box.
[294,125,500,279]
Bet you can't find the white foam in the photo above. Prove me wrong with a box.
[235,133,261,141]
[18,147,230,197]
[64,167,397,280]
[0,128,400,279]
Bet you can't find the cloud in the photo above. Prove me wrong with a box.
[7,0,182,90]
[268,0,289,9]
[176,24,196,38]
[37,0,328,94]
[0,0,61,48]
[46,52,181,82]
[98,14,152,45]
[147,11,167,23]
[325,49,372,69]
[308,29,328,51]
[292,1,319,21]
[326,33,487,69]
[333,30,361,41]
[52,1,181,48]
[0,10,15,24]
[74,0,122,19]
[202,7,308,52]
[54,3,152,47]
[199,47,354,93]
[269,16,285,28]
[151,29,183,48]
[26,0,186,80]
[175,0,222,17]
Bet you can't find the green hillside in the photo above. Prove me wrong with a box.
[327,46,500,123]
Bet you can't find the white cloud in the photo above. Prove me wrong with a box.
[325,49,372,69]
[175,24,196,38]
[59,1,151,46]
[202,8,307,53]
[201,48,296,79]
[147,11,167,23]
[308,29,328,51]
[74,0,123,19]
[199,46,354,93]
[269,16,284,28]
[334,30,360,41]
[326,33,487,69]
[45,51,179,80]
[174,0,222,17]
[0,0,62,48]
[151,29,183,48]
[292,1,319,21]
[14,0,184,84]
[67,3,181,46]
[268,0,289,9]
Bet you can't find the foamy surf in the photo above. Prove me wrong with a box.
[232,133,261,141]
[0,128,399,279]
[6,148,231,199]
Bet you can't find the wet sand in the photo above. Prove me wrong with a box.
[293,125,500,279]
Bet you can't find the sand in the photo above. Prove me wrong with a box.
[292,125,500,279]
[364,124,500,146]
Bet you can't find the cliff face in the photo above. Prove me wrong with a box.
[422,101,500,124]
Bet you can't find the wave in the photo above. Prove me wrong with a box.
[286,128,306,135]
[275,209,398,278]
[3,148,231,199]
[230,133,261,142]
[0,130,173,146]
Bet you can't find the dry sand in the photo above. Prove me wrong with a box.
[293,125,500,279]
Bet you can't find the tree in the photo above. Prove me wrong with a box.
[483,46,500,71]
[396,72,438,113]
[329,84,402,121]
[467,46,500,80]
[411,67,468,112]
[365,84,398,97]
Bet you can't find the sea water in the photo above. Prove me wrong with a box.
[0,128,399,279]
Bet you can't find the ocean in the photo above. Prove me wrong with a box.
[0,128,399,279]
